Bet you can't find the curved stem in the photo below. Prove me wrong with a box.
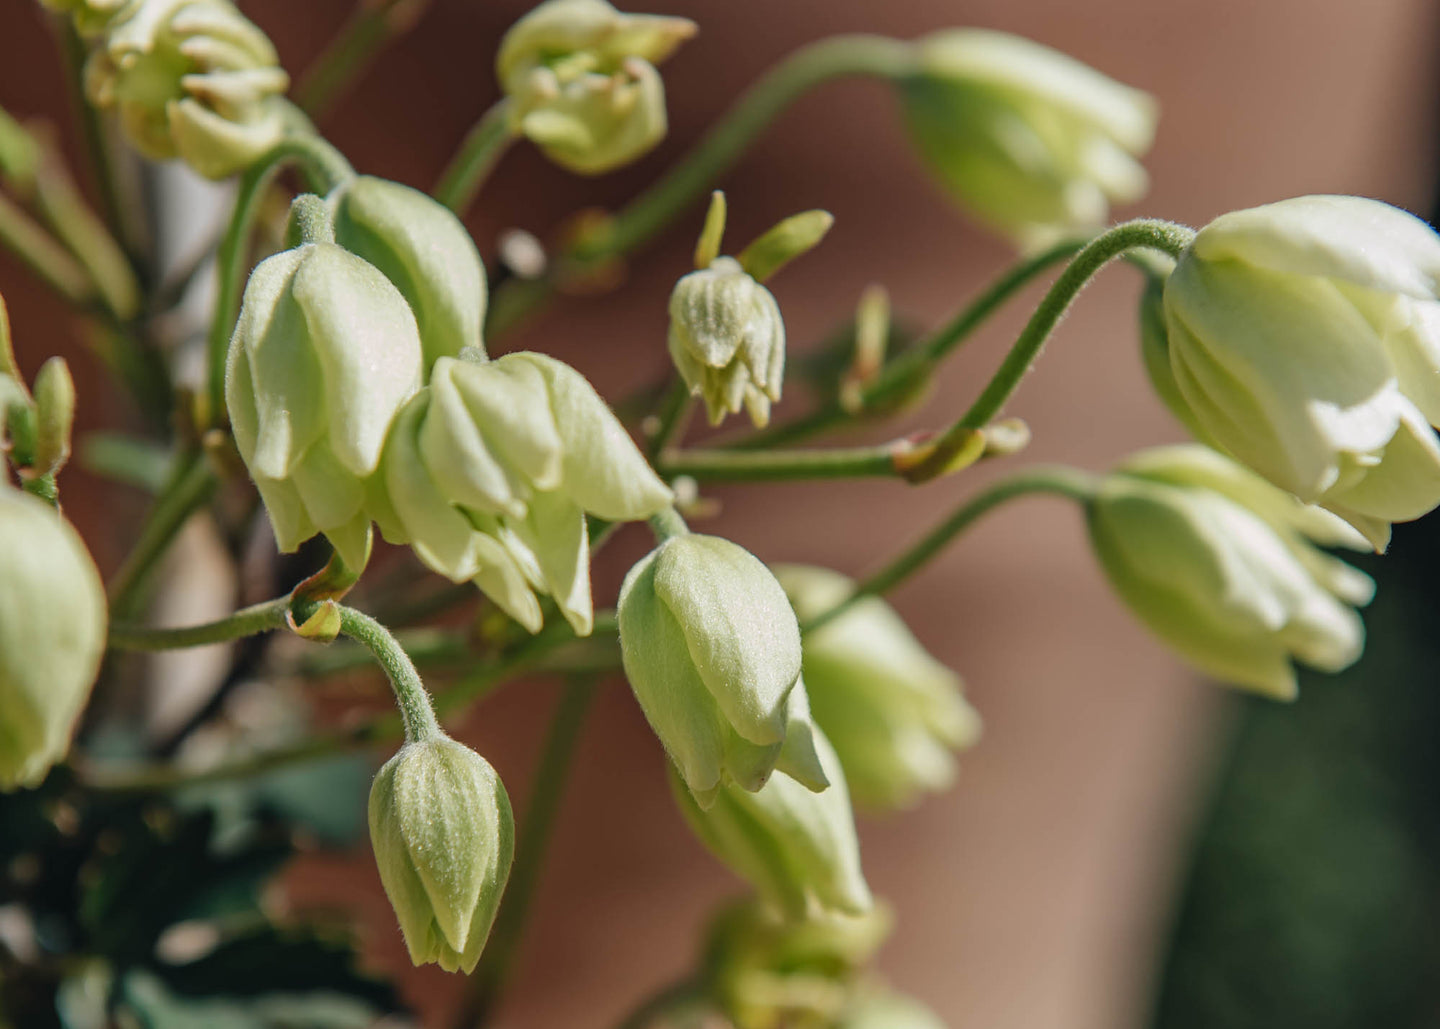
[734,235,1089,450]
[107,450,219,621]
[108,597,290,651]
[657,441,900,482]
[462,678,596,1023]
[325,603,440,742]
[433,99,516,214]
[487,34,914,335]
[805,465,1098,632]
[296,0,431,120]
[203,133,355,428]
[956,219,1193,431]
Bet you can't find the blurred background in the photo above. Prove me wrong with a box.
[2,1,1439,1027]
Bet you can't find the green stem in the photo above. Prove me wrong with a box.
[204,133,355,428]
[107,451,219,621]
[646,378,693,462]
[657,442,899,482]
[0,190,95,307]
[648,507,689,542]
[956,219,1193,431]
[327,603,440,742]
[463,678,596,1024]
[734,236,1089,450]
[433,99,516,214]
[487,34,914,335]
[806,465,1098,632]
[108,597,290,651]
[296,0,432,120]
[613,978,707,1029]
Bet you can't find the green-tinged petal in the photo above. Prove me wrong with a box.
[421,361,522,517]
[471,532,545,634]
[385,396,485,581]
[446,356,564,492]
[510,490,593,636]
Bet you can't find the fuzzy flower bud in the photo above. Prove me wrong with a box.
[327,176,487,372]
[668,256,785,427]
[368,735,514,974]
[0,485,106,790]
[900,28,1156,246]
[1088,445,1376,700]
[1161,195,1440,550]
[671,724,872,920]
[379,352,671,635]
[85,0,290,179]
[225,239,424,570]
[618,533,827,806]
[776,564,981,810]
[496,0,695,175]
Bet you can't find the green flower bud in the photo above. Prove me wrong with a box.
[380,352,671,634]
[618,534,826,805]
[496,0,695,175]
[0,485,106,790]
[39,0,130,37]
[225,240,424,570]
[1162,195,1440,550]
[899,29,1156,246]
[668,257,785,427]
[671,724,871,920]
[85,0,290,179]
[837,990,947,1029]
[775,565,981,811]
[1088,445,1375,700]
[327,176,487,371]
[368,735,514,974]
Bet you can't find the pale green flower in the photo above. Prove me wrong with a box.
[1162,195,1440,550]
[225,240,424,570]
[368,735,514,974]
[327,176,487,372]
[1088,445,1375,700]
[496,0,695,174]
[84,0,290,179]
[668,256,785,427]
[671,724,871,920]
[618,533,826,805]
[0,485,106,790]
[379,352,672,635]
[775,564,980,811]
[900,28,1156,246]
[39,0,130,37]
[838,990,948,1029]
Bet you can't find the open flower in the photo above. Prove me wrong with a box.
[1162,195,1440,549]
[1087,445,1375,699]
[899,28,1156,246]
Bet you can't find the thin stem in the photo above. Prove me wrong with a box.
[107,450,219,621]
[296,0,432,120]
[657,442,900,482]
[108,597,290,651]
[0,190,95,307]
[613,978,707,1029]
[487,34,914,335]
[433,99,516,214]
[462,678,597,1024]
[956,219,1194,431]
[646,378,693,461]
[328,603,440,742]
[204,133,355,428]
[734,236,1089,450]
[806,465,1098,632]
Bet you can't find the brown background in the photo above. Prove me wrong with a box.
[3,1,1437,1026]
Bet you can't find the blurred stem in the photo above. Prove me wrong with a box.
[487,34,914,335]
[805,465,1098,632]
[646,378,692,461]
[0,191,95,306]
[203,132,355,429]
[107,450,219,621]
[735,235,1089,450]
[657,441,901,481]
[613,978,707,1029]
[462,678,597,1026]
[108,598,290,650]
[434,98,516,214]
[296,0,432,120]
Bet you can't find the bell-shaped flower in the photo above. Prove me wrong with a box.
[668,256,785,427]
[671,723,872,920]
[496,0,695,175]
[84,0,290,179]
[775,564,981,810]
[1162,195,1440,550]
[0,485,107,790]
[618,533,827,806]
[379,352,671,635]
[326,176,487,372]
[899,28,1156,246]
[1087,445,1377,700]
[368,735,514,974]
[225,240,424,570]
